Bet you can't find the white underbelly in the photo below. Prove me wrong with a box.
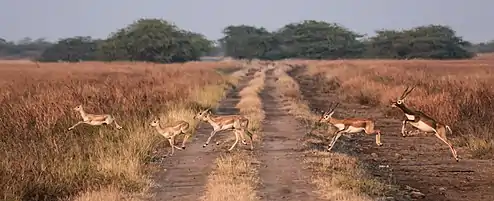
[409,121,435,132]
[334,124,365,133]
[345,126,365,133]
[333,123,345,131]
[405,114,415,120]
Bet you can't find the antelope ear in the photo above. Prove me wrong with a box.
[329,111,335,117]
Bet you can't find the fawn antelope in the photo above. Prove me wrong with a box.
[318,103,383,152]
[391,86,459,162]
[194,109,254,151]
[68,105,122,131]
[149,118,191,157]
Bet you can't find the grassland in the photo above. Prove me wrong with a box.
[272,63,388,201]
[0,61,237,201]
[304,58,494,158]
[201,65,266,201]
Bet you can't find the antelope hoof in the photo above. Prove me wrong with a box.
[181,146,186,150]
[216,141,220,145]
[203,144,207,148]
[68,127,73,131]
[377,143,383,146]
[242,140,247,145]
[117,126,123,129]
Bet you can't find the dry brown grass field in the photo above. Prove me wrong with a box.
[304,58,494,158]
[0,61,237,201]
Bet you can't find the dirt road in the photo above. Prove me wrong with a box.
[147,76,252,201]
[256,69,323,201]
[291,67,494,201]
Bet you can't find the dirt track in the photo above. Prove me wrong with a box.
[256,69,322,201]
[290,66,494,201]
[147,75,252,201]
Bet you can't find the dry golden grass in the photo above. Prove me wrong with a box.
[304,59,494,158]
[236,69,267,133]
[70,186,146,201]
[201,67,267,201]
[0,61,235,201]
[272,63,388,201]
[273,65,314,120]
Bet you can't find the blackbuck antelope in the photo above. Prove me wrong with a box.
[194,109,254,151]
[68,105,123,131]
[149,118,191,157]
[391,86,459,162]
[318,103,383,152]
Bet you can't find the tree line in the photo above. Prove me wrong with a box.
[0,18,493,62]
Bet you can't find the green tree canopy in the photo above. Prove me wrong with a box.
[365,25,474,59]
[38,36,100,62]
[219,25,275,60]
[97,19,213,63]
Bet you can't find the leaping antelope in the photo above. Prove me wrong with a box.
[68,105,123,131]
[194,109,254,151]
[149,118,191,157]
[318,103,383,152]
[391,86,459,162]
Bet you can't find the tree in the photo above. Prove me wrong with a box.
[273,20,365,59]
[219,25,275,60]
[365,25,474,59]
[38,36,100,62]
[219,21,365,60]
[0,38,53,59]
[470,40,494,53]
[99,18,213,63]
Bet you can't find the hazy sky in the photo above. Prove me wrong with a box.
[1,0,493,42]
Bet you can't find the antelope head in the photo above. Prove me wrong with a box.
[149,117,161,127]
[391,86,415,108]
[318,102,340,123]
[194,108,211,121]
[73,104,83,111]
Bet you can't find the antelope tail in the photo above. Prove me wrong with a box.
[445,125,452,134]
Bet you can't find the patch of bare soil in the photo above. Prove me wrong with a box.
[147,76,253,201]
[290,67,494,201]
[256,69,323,201]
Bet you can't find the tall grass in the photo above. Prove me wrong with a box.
[305,59,494,158]
[0,61,234,200]
[201,67,266,201]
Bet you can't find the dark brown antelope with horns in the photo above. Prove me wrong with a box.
[318,102,383,152]
[391,86,459,162]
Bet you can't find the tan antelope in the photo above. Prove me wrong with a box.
[319,103,383,152]
[68,105,123,131]
[194,109,254,151]
[391,86,459,162]
[149,118,191,157]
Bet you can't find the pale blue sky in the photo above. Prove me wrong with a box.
[1,0,493,42]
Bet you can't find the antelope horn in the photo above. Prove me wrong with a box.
[403,86,416,98]
[333,103,340,111]
[400,86,410,99]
